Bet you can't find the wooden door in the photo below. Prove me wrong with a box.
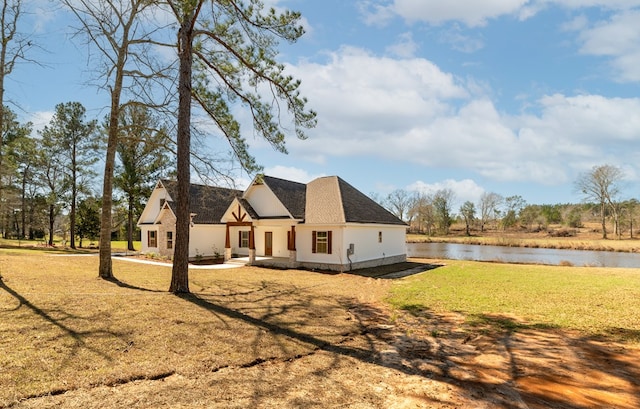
[265,232,273,256]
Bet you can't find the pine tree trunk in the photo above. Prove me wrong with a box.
[21,170,26,239]
[170,10,194,294]
[48,204,54,246]
[127,194,135,251]
[69,148,78,249]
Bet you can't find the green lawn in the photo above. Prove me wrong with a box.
[389,260,640,340]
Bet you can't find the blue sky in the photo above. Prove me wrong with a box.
[8,0,640,208]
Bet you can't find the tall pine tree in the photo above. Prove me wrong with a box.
[167,0,316,293]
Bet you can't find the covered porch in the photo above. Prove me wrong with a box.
[226,255,298,269]
[224,222,298,266]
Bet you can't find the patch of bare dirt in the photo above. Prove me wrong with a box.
[350,304,640,408]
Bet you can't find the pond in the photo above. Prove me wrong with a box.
[407,242,640,268]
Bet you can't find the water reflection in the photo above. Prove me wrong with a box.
[407,242,640,268]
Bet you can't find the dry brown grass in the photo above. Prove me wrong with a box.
[0,250,392,407]
[3,250,640,409]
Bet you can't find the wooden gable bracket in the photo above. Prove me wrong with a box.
[231,204,247,222]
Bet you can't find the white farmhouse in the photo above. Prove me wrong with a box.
[138,175,407,271]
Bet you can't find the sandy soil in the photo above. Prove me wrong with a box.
[8,262,640,409]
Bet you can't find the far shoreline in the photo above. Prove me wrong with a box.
[407,227,640,254]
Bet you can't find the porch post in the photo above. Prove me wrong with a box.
[224,224,231,261]
[248,225,256,264]
[291,225,296,251]
[289,225,297,267]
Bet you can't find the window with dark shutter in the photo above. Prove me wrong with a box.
[148,230,157,247]
[239,231,250,248]
[313,231,331,254]
[167,231,173,249]
[312,231,317,253]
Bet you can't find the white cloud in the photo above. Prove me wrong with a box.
[397,0,530,26]
[263,165,324,184]
[438,25,485,53]
[360,0,530,27]
[574,10,640,82]
[358,1,397,26]
[407,179,486,206]
[544,0,640,9]
[28,111,54,134]
[385,32,419,58]
[560,14,589,32]
[360,0,640,28]
[284,46,640,187]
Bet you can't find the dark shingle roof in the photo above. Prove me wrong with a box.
[161,180,242,224]
[159,176,404,226]
[261,175,306,219]
[337,177,406,225]
[237,198,259,220]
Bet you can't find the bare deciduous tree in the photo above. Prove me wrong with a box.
[64,0,169,277]
[385,189,412,222]
[479,192,503,232]
[575,164,624,239]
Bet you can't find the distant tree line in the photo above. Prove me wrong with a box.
[0,102,172,248]
[380,164,635,239]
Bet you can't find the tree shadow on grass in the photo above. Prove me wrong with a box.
[0,278,118,369]
[103,276,164,293]
[174,289,536,408]
[7,270,640,409]
[112,270,640,409]
[177,292,375,363]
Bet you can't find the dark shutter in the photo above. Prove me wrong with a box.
[238,231,242,247]
[312,231,316,253]
[327,231,333,254]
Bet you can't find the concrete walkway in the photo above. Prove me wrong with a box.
[57,253,431,276]
[111,254,244,270]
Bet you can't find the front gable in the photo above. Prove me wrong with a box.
[221,198,255,223]
[243,177,295,219]
[137,181,174,226]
